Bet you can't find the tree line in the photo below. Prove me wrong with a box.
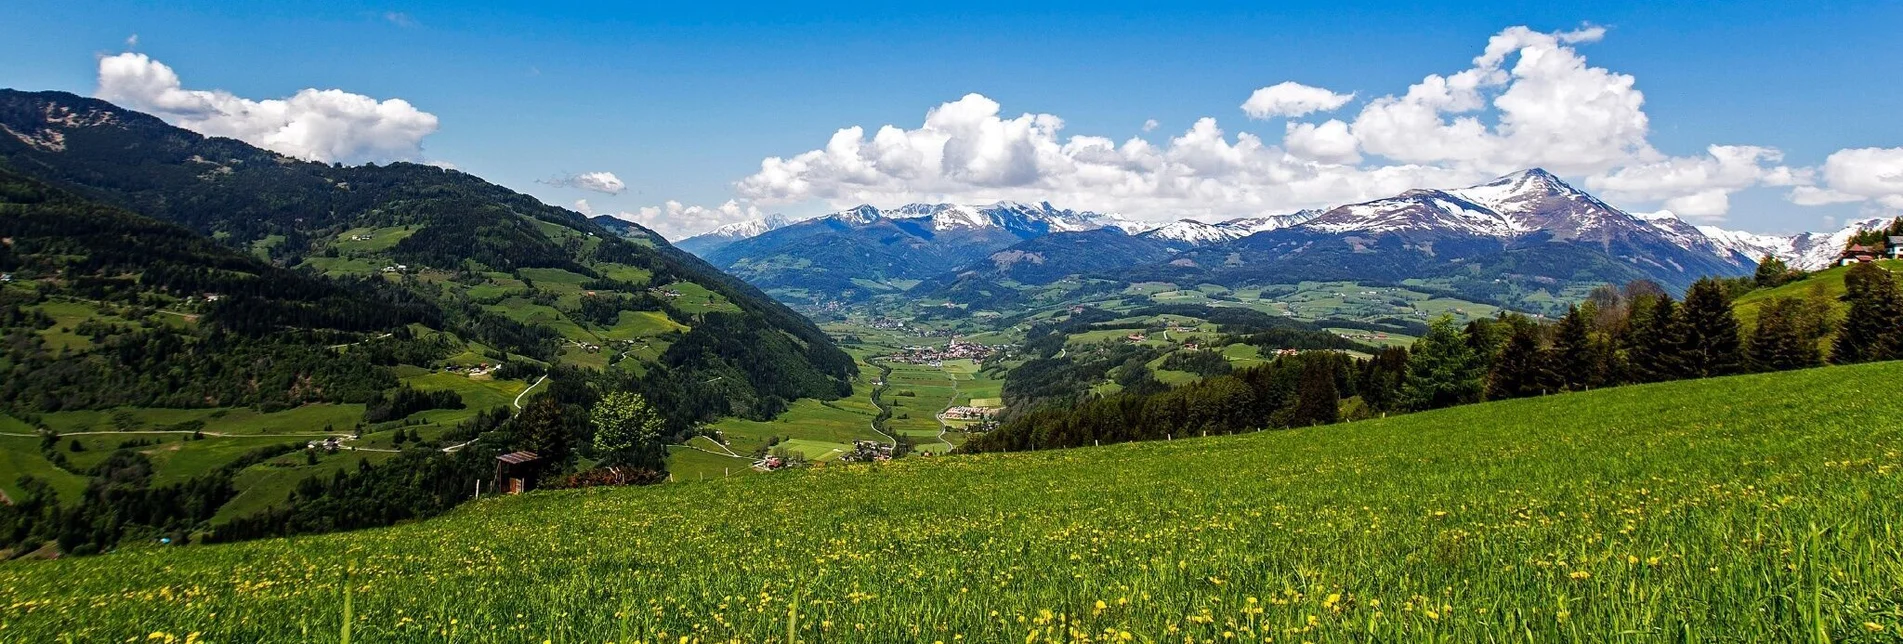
[968,265,1903,454]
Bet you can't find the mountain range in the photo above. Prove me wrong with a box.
[665,169,1886,303]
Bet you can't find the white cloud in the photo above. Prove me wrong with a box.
[1587,145,1800,219]
[734,93,1474,221]
[1791,148,1903,210]
[1283,119,1360,164]
[605,200,764,240]
[1142,119,1159,132]
[125,34,138,48]
[95,52,438,164]
[572,199,594,215]
[1348,25,1651,176]
[544,171,627,195]
[383,12,417,28]
[1241,82,1354,119]
[731,25,1876,224]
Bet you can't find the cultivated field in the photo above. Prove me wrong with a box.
[3,362,1900,641]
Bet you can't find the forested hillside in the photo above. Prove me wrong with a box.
[0,166,424,410]
[0,89,855,424]
[0,89,859,555]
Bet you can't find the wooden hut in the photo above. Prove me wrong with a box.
[495,451,542,494]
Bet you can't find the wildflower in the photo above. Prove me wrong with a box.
[1865,622,1885,633]
[1568,570,1591,580]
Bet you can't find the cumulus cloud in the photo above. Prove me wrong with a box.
[734,92,1473,221]
[95,52,438,164]
[1283,119,1360,164]
[1348,26,1651,176]
[731,25,1867,224]
[1241,82,1355,119]
[604,200,765,240]
[1588,145,1802,220]
[1790,148,1903,210]
[542,171,627,195]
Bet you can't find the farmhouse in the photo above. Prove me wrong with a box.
[941,406,999,421]
[1891,236,1903,259]
[1839,244,1880,266]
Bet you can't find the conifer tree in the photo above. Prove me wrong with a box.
[1748,297,1824,371]
[1290,357,1340,427]
[1627,296,1689,383]
[1832,263,1903,364]
[1486,322,1544,400]
[1355,347,1409,413]
[1680,278,1745,378]
[1402,317,1485,411]
[1547,305,1595,390]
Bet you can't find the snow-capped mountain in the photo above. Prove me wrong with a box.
[1637,212,1891,271]
[690,168,1895,301]
[1301,169,1649,243]
[1139,220,1240,245]
[842,201,1145,236]
[674,214,795,255]
[1137,210,1323,246]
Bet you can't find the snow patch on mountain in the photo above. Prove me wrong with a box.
[694,214,793,241]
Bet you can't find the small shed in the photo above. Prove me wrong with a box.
[495,451,543,494]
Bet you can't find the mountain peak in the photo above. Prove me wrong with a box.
[831,204,884,225]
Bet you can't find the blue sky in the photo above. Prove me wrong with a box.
[4,0,1902,237]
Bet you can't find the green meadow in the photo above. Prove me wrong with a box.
[3,362,1900,641]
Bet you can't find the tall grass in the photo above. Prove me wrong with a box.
[2,363,1902,642]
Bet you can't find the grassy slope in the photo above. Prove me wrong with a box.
[1733,260,1901,329]
[3,362,1901,641]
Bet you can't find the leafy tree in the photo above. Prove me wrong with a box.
[1753,255,1799,288]
[590,391,666,469]
[1680,278,1745,378]
[1832,262,1903,364]
[1402,317,1485,411]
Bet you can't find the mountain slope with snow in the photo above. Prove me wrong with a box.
[675,214,794,255]
[694,169,1888,302]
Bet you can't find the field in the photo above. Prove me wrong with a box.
[0,371,530,510]
[4,362,1901,641]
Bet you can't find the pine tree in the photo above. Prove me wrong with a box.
[1486,322,1544,400]
[1680,278,1745,378]
[1547,305,1594,390]
[1402,317,1485,411]
[1626,296,1689,383]
[1289,357,1340,427]
[1832,262,1903,364]
[1355,347,1409,413]
[1748,297,1824,371]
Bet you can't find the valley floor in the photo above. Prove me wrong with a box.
[2,362,1901,641]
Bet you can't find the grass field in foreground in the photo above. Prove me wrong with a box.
[4,363,1903,642]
